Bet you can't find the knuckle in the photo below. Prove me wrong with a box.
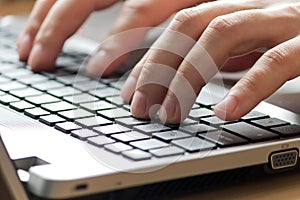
[170,8,198,30]
[207,16,233,35]
[123,0,153,17]
[263,48,288,66]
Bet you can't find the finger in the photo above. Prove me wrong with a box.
[86,0,203,77]
[17,0,56,61]
[161,4,300,123]
[214,36,300,121]
[129,1,265,121]
[28,0,98,71]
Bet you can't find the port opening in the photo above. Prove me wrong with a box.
[269,149,299,170]
[75,183,88,191]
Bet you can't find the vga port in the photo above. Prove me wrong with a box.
[270,149,298,170]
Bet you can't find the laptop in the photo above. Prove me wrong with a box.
[1,3,300,200]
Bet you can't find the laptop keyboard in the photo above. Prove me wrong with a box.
[1,28,300,161]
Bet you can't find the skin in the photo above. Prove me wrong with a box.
[17,0,300,124]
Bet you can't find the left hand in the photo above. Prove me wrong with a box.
[121,0,300,124]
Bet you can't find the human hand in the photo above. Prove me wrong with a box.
[17,0,203,76]
[121,0,300,124]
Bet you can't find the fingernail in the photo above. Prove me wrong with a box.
[214,94,238,120]
[160,95,177,123]
[121,76,136,102]
[28,44,43,70]
[86,50,107,76]
[131,91,147,118]
[17,34,32,61]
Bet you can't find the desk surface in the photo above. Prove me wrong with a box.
[1,1,300,200]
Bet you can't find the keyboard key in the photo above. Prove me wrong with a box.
[75,116,112,127]
[189,108,214,119]
[153,130,190,142]
[106,96,126,106]
[39,114,66,126]
[251,118,290,128]
[80,101,115,112]
[195,91,221,106]
[134,123,171,134]
[104,142,133,154]
[2,69,32,79]
[0,81,26,92]
[180,124,216,134]
[150,146,185,158]
[201,116,235,126]
[10,88,42,98]
[241,111,269,120]
[73,80,106,91]
[122,149,151,161]
[87,136,115,147]
[272,124,300,137]
[24,108,50,119]
[10,100,34,112]
[55,122,81,133]
[97,108,131,119]
[25,94,60,105]
[109,79,126,90]
[172,137,216,152]
[18,74,48,85]
[89,87,119,98]
[93,124,131,135]
[48,87,81,97]
[201,130,248,147]
[130,139,168,151]
[32,80,64,91]
[41,101,76,112]
[63,93,98,104]
[71,129,99,140]
[0,94,20,104]
[111,131,150,143]
[115,117,149,127]
[0,76,11,83]
[222,122,280,142]
[58,109,94,120]
[55,74,89,85]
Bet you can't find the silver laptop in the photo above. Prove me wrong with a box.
[1,4,300,200]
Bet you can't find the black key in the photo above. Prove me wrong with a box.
[189,108,214,119]
[10,88,42,98]
[150,146,185,158]
[75,116,112,127]
[89,87,119,98]
[87,136,115,147]
[41,101,76,112]
[111,131,150,143]
[32,80,64,91]
[241,111,269,120]
[73,80,106,91]
[134,123,171,134]
[153,130,190,142]
[63,93,98,104]
[10,100,35,112]
[0,94,20,105]
[55,122,81,133]
[115,117,149,127]
[130,139,168,151]
[71,129,99,140]
[25,94,60,105]
[201,116,235,126]
[39,114,66,126]
[93,124,131,135]
[24,108,50,119]
[222,122,280,142]
[180,124,216,134]
[55,74,89,85]
[171,137,216,152]
[80,101,115,112]
[201,130,248,147]
[251,118,290,128]
[272,124,300,137]
[0,81,26,92]
[104,142,133,154]
[48,87,81,97]
[18,74,48,85]
[58,109,94,120]
[122,149,151,161]
[97,108,131,119]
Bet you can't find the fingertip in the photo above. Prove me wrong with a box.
[28,44,56,71]
[130,90,149,119]
[120,76,136,103]
[17,34,32,61]
[214,94,239,121]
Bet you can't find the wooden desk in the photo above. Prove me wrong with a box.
[1,1,300,200]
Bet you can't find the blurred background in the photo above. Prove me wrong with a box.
[0,0,34,16]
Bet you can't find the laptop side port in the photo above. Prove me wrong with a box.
[269,149,299,170]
